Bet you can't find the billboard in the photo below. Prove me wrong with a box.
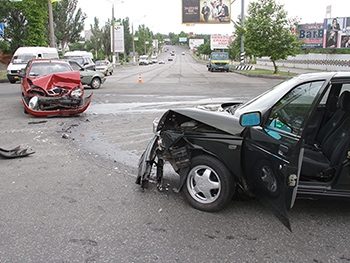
[323,17,350,48]
[111,25,125,53]
[210,34,233,49]
[182,0,231,24]
[297,23,324,49]
[189,39,205,50]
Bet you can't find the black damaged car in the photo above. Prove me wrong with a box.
[137,72,350,230]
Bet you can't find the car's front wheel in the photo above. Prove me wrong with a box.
[183,155,236,212]
[91,77,101,89]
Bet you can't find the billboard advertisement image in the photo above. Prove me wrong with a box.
[210,34,231,49]
[297,23,324,49]
[182,0,231,24]
[323,17,350,48]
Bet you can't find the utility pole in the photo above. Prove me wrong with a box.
[48,0,55,47]
[240,0,245,65]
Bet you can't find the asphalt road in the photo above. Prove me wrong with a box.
[0,48,350,263]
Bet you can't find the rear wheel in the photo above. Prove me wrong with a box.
[91,77,101,89]
[183,155,235,212]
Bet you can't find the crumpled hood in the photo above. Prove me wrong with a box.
[29,71,82,90]
[159,108,244,136]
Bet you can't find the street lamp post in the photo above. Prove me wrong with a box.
[111,3,115,64]
[132,23,136,64]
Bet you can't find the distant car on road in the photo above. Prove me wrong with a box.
[19,59,92,117]
[159,60,165,64]
[168,57,173,61]
[139,55,149,65]
[95,60,113,76]
[68,60,106,89]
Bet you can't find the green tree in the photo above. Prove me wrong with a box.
[100,20,112,61]
[52,0,86,55]
[244,0,301,73]
[23,0,48,46]
[89,17,102,59]
[0,0,46,52]
[197,41,211,56]
[228,16,246,61]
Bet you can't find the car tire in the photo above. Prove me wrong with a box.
[110,70,113,76]
[250,159,280,198]
[183,155,235,212]
[91,77,101,89]
[9,80,16,84]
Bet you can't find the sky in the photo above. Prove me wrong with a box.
[77,0,348,35]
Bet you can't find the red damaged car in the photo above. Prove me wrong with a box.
[19,59,92,117]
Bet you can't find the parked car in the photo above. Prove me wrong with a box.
[66,56,96,71]
[63,51,95,70]
[158,60,165,64]
[168,57,173,61]
[68,60,106,89]
[19,59,92,117]
[137,72,350,230]
[95,60,113,76]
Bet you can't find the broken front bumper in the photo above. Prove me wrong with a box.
[22,93,93,117]
[136,135,159,188]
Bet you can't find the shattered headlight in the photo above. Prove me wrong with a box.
[29,96,39,110]
[71,87,83,98]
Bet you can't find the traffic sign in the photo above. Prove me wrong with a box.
[0,23,4,35]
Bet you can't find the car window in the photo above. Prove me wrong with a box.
[267,81,325,136]
[69,61,82,71]
[13,54,36,64]
[29,62,72,76]
[340,83,350,94]
[69,57,84,65]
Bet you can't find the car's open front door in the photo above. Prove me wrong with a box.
[241,80,329,231]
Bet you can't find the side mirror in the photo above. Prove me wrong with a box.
[240,112,261,127]
[18,69,26,78]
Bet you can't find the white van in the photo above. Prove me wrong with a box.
[7,46,58,83]
[63,50,94,60]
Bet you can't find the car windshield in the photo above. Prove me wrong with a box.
[12,54,36,64]
[29,62,72,76]
[96,61,108,66]
[235,78,304,116]
[67,57,84,65]
[211,53,228,60]
[235,77,327,118]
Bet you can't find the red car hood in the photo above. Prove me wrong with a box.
[30,71,81,90]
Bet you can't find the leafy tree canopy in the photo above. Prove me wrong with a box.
[243,0,301,73]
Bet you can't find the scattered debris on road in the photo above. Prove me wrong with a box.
[0,146,35,158]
